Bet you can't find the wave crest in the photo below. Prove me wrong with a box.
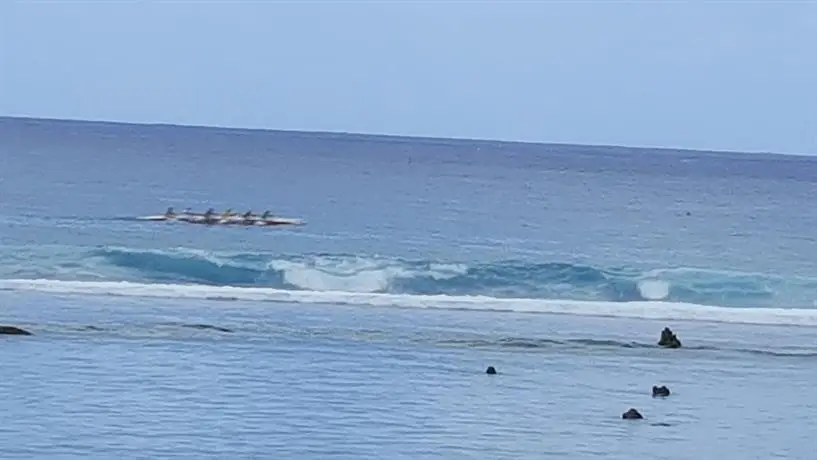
[0,246,809,308]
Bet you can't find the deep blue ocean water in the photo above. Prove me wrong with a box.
[1,116,816,459]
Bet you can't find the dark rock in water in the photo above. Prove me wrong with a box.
[622,408,643,420]
[486,366,497,375]
[658,327,682,348]
[0,325,33,335]
[652,385,671,397]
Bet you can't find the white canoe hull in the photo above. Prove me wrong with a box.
[136,215,172,221]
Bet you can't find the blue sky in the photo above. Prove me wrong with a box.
[1,1,815,155]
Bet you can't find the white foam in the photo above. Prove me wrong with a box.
[2,278,817,327]
[268,259,407,292]
[266,256,464,293]
[637,279,670,300]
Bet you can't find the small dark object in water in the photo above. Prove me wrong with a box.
[184,323,234,333]
[486,366,497,375]
[0,325,33,335]
[652,385,671,397]
[622,408,643,420]
[658,327,682,348]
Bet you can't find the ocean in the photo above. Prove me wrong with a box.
[1,116,815,459]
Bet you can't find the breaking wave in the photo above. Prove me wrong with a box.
[1,245,816,310]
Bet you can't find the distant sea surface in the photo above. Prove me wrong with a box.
[1,116,815,459]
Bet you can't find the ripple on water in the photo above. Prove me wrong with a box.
[1,293,817,459]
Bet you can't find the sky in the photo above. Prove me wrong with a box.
[1,1,815,155]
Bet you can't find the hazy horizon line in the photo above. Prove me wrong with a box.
[2,114,812,159]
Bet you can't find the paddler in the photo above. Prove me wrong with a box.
[202,208,216,224]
